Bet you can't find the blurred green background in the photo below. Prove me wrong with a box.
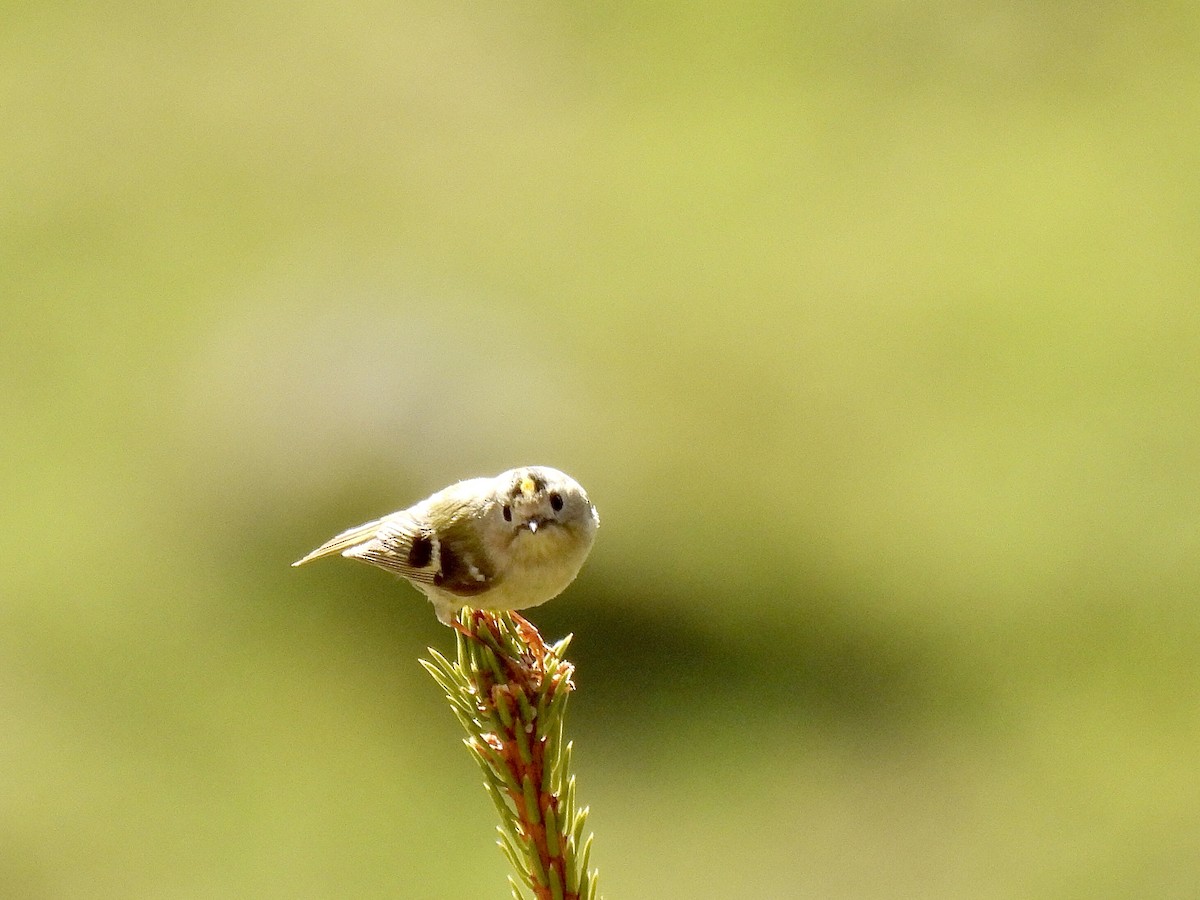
[4,3,1199,897]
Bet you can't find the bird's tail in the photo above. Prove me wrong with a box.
[291,518,382,567]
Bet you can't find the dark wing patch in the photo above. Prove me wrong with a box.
[430,522,496,596]
[407,532,434,569]
[343,504,497,597]
[343,514,438,584]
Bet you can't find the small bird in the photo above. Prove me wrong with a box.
[293,466,599,625]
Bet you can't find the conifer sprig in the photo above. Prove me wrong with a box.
[421,609,600,900]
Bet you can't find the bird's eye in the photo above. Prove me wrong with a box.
[549,492,563,512]
[502,505,512,522]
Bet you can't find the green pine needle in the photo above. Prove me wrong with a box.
[422,609,602,900]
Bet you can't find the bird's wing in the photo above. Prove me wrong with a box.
[421,515,497,597]
[347,506,498,596]
[340,513,441,583]
[292,515,392,567]
[293,494,499,598]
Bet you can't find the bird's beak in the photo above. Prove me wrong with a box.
[527,519,539,534]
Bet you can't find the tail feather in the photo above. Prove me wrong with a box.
[292,519,382,567]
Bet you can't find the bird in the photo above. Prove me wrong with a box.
[293,466,599,625]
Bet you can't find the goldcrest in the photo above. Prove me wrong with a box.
[293,466,599,625]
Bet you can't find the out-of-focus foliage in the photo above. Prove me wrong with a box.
[3,3,1198,897]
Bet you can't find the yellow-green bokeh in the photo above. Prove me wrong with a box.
[4,4,1199,897]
